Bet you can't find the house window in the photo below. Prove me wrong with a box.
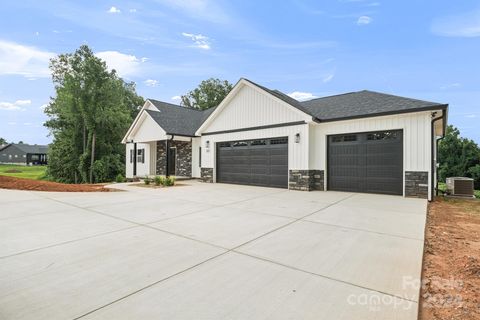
[137,149,145,163]
[367,131,399,141]
[14,155,18,158]
[23,155,26,158]
[199,147,201,167]
[8,155,12,159]
[218,142,231,148]
[31,155,39,161]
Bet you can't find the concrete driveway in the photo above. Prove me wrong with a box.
[0,181,427,320]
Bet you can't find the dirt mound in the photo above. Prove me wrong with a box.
[0,175,112,192]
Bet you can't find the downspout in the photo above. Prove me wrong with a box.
[133,142,137,177]
[435,135,445,196]
[431,113,444,201]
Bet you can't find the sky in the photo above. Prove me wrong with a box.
[0,0,479,145]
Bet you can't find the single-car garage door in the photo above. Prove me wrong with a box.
[216,137,288,188]
[328,130,403,195]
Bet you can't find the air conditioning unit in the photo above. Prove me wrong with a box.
[446,177,474,197]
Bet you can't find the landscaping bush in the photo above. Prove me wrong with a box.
[164,176,175,186]
[144,176,151,185]
[115,173,126,183]
[154,175,164,186]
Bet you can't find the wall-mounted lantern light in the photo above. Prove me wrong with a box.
[205,140,210,149]
[295,133,300,143]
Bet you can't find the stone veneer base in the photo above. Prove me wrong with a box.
[405,171,428,198]
[200,168,214,183]
[289,170,324,191]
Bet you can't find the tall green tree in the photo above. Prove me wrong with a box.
[181,78,233,110]
[438,125,480,188]
[45,45,143,183]
[0,137,7,145]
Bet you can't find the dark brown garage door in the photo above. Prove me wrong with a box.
[328,130,403,195]
[216,137,288,188]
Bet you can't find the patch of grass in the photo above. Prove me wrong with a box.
[0,164,47,180]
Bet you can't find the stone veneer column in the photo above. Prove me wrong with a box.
[405,171,428,198]
[200,168,213,183]
[289,170,324,191]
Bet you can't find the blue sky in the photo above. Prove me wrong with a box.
[0,0,479,145]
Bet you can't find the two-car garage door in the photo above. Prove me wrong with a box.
[327,130,403,195]
[215,129,403,195]
[216,137,288,188]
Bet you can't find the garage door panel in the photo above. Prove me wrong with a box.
[216,137,288,188]
[328,130,403,195]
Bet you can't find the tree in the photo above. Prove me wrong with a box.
[438,125,480,188]
[0,137,7,145]
[45,45,143,183]
[181,78,233,110]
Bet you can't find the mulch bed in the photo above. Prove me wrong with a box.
[0,175,112,192]
[420,197,480,320]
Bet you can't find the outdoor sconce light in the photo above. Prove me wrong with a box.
[295,133,300,143]
[205,140,210,149]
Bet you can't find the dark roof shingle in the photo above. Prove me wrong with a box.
[146,99,216,136]
[300,90,447,121]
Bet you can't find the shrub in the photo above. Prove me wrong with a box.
[115,173,126,183]
[154,175,164,186]
[164,176,175,186]
[144,176,151,185]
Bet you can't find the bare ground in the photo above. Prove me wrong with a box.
[420,197,480,320]
[0,175,112,192]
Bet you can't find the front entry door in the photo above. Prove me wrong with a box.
[168,147,176,176]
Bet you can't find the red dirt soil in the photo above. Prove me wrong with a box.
[420,197,480,320]
[0,175,112,192]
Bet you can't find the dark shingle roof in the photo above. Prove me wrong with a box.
[300,90,447,121]
[1,143,49,154]
[146,99,216,136]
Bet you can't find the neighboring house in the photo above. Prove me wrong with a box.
[123,78,447,200]
[0,143,49,165]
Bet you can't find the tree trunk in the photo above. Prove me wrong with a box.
[89,131,95,183]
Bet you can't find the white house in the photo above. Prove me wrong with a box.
[122,78,448,200]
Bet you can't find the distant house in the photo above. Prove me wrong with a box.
[0,143,49,165]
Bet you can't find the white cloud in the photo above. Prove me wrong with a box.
[108,6,121,14]
[357,16,372,25]
[288,92,318,101]
[0,99,31,111]
[23,122,32,126]
[323,73,335,83]
[40,104,48,111]
[432,10,480,37]
[7,122,16,125]
[129,8,137,13]
[95,51,146,77]
[144,79,159,87]
[466,114,477,118]
[0,40,55,78]
[171,95,182,101]
[181,32,211,49]
[440,83,461,90]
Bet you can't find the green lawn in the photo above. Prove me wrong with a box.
[0,164,47,180]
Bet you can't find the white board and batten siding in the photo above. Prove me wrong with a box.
[125,141,156,178]
[199,83,312,178]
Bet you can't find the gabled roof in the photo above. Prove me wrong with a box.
[146,100,216,137]
[0,143,49,154]
[300,90,447,122]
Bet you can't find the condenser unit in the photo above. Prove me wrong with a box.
[446,177,474,197]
